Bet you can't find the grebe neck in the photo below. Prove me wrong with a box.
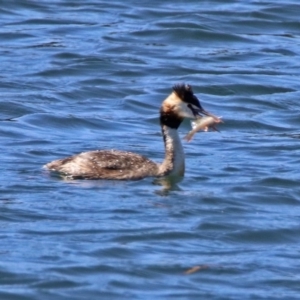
[158,124,185,177]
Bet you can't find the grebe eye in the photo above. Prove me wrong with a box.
[185,84,192,91]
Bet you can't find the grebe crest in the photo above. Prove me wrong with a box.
[44,84,216,180]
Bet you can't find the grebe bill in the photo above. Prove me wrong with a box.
[44,84,216,180]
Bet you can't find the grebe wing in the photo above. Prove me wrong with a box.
[45,150,158,180]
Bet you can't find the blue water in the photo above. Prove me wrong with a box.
[1,1,300,299]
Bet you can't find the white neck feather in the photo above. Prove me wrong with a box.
[158,125,185,177]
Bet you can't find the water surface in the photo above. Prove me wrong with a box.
[1,1,300,299]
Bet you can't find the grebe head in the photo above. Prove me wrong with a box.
[160,84,214,129]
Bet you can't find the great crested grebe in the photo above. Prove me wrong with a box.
[44,84,217,180]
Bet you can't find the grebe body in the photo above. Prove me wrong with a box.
[44,84,215,180]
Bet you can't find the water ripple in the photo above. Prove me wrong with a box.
[1,0,300,299]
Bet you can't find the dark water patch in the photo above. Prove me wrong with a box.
[0,32,35,41]
[53,52,84,60]
[32,278,81,290]
[15,113,106,133]
[156,20,210,30]
[0,207,60,223]
[114,231,198,244]
[3,0,51,11]
[262,47,297,56]
[0,7,21,17]
[228,227,299,244]
[28,41,64,49]
[10,18,97,26]
[132,27,254,45]
[252,177,299,188]
[0,101,36,121]
[0,291,35,300]
[219,84,294,96]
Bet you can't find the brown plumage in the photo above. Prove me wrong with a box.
[46,150,158,180]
